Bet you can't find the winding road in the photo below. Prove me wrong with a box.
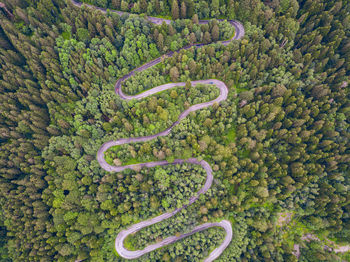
[70,0,245,261]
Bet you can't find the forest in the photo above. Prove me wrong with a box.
[0,0,349,261]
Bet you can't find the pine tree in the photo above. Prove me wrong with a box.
[211,24,219,41]
[155,0,161,14]
[192,14,199,24]
[121,0,128,11]
[189,32,196,44]
[111,0,121,9]
[168,24,176,36]
[204,31,212,44]
[171,0,179,20]
[140,0,147,13]
[157,33,164,50]
[186,0,194,18]
[180,1,187,19]
[170,66,179,81]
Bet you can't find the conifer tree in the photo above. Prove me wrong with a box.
[171,0,179,20]
[180,1,187,19]
[140,0,147,13]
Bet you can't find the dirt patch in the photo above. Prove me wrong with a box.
[277,212,292,227]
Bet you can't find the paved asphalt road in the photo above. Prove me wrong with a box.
[70,0,244,261]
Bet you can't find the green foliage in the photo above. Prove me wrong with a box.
[76,27,90,43]
[299,240,341,262]
[0,0,349,261]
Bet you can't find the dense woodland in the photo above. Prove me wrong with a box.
[79,0,236,19]
[0,0,349,261]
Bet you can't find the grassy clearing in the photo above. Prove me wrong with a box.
[236,86,249,93]
[152,14,172,20]
[224,127,236,145]
[125,158,143,165]
[238,149,250,158]
[123,234,137,251]
[247,200,274,212]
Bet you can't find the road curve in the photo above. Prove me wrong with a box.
[70,0,245,260]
